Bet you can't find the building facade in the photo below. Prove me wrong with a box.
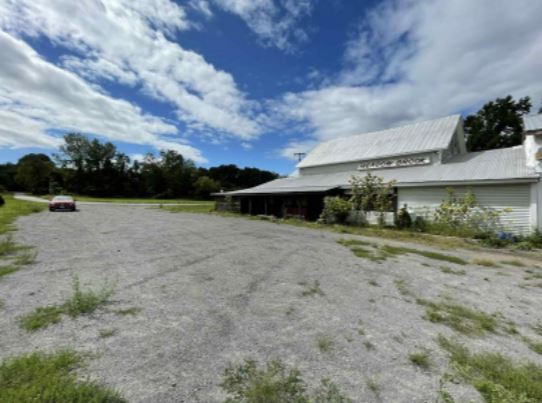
[217,114,542,234]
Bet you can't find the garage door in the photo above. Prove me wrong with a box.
[397,184,532,235]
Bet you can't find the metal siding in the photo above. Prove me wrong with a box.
[298,115,460,168]
[524,113,542,132]
[398,185,532,234]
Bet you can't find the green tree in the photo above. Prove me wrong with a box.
[15,154,55,194]
[193,176,220,199]
[465,95,532,151]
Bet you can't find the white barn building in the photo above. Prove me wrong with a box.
[220,114,542,234]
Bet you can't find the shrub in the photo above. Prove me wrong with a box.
[320,196,352,224]
[349,173,395,224]
[0,195,4,207]
[432,188,501,237]
[413,216,428,232]
[396,204,412,229]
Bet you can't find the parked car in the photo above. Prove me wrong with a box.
[49,195,76,212]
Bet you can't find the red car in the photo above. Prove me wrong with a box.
[49,195,76,212]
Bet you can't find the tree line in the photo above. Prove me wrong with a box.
[1,133,278,198]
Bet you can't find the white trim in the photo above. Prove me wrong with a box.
[530,182,538,230]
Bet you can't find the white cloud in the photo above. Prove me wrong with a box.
[241,142,253,150]
[0,31,206,162]
[276,0,542,149]
[212,0,314,51]
[0,0,262,147]
[279,139,318,160]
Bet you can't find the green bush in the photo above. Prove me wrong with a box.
[320,197,352,224]
[396,205,412,229]
[413,216,428,232]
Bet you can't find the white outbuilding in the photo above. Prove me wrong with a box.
[219,114,542,234]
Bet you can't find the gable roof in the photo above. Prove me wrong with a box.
[524,113,542,132]
[223,146,537,195]
[297,115,461,169]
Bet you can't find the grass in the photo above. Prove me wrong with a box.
[532,323,542,337]
[114,307,141,316]
[317,336,334,353]
[163,204,215,213]
[338,239,468,265]
[299,280,325,297]
[19,306,64,331]
[501,260,525,267]
[408,350,432,370]
[473,258,498,267]
[220,359,351,402]
[43,195,213,205]
[99,328,117,338]
[418,299,497,336]
[438,335,542,402]
[0,265,20,279]
[0,194,46,234]
[440,266,466,275]
[523,337,542,355]
[19,277,113,331]
[366,378,380,397]
[0,350,125,402]
[64,277,113,318]
[394,279,415,298]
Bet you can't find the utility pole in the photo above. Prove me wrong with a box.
[294,152,306,162]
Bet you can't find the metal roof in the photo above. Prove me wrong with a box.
[524,113,542,132]
[223,147,538,195]
[297,114,461,168]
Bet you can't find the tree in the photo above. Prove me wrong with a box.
[193,176,220,199]
[465,95,531,151]
[15,154,55,194]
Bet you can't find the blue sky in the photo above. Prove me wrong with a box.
[1,0,541,175]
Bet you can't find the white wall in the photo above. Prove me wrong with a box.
[398,184,534,235]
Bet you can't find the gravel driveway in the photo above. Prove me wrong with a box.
[0,206,541,402]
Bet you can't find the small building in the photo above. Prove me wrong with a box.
[217,114,542,234]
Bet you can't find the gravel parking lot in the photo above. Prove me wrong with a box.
[0,206,541,402]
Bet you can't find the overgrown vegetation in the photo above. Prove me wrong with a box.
[408,350,432,370]
[317,336,334,353]
[19,277,113,331]
[418,299,497,336]
[0,195,46,234]
[0,350,125,402]
[320,196,352,224]
[438,335,542,402]
[220,359,351,402]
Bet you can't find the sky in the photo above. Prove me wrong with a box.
[1,0,541,175]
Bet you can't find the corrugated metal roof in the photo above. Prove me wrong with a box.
[297,115,461,168]
[524,113,542,132]
[224,147,538,195]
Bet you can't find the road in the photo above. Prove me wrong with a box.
[0,205,540,402]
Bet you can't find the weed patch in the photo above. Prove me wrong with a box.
[440,266,466,275]
[501,260,525,267]
[473,258,498,267]
[19,277,114,332]
[438,336,542,402]
[418,299,497,336]
[0,350,125,402]
[0,265,19,279]
[99,329,117,338]
[408,350,432,370]
[317,336,334,353]
[220,359,351,402]
[114,307,141,316]
[300,280,325,297]
[19,306,64,331]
